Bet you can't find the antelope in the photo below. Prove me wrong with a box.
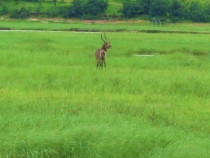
[95,33,112,69]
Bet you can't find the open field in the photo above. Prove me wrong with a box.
[0,30,210,157]
[1,19,210,33]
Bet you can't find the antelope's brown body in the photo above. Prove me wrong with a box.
[95,33,112,69]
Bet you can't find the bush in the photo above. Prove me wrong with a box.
[46,8,59,18]
[170,0,182,18]
[84,0,108,16]
[190,2,209,22]
[82,14,101,20]
[0,5,8,15]
[170,16,179,23]
[58,6,75,18]
[10,7,30,19]
[70,0,108,18]
[122,0,140,18]
[149,0,169,17]
[207,4,210,15]
[24,0,38,2]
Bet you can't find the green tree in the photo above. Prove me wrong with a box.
[207,4,210,15]
[0,0,3,5]
[169,0,185,22]
[84,0,108,16]
[138,0,151,14]
[38,0,44,5]
[53,0,57,7]
[10,7,30,19]
[71,0,108,18]
[122,0,140,18]
[190,1,208,22]
[0,5,8,15]
[170,0,182,18]
[24,0,38,1]
[72,0,85,17]
[149,0,169,17]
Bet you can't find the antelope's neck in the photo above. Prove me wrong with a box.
[102,45,107,52]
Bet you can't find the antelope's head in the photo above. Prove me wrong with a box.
[101,33,112,50]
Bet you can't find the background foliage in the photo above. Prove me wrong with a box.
[122,0,210,22]
[0,0,209,21]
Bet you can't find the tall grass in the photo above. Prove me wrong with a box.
[0,31,210,157]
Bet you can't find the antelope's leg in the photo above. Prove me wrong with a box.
[104,60,106,68]
[101,60,104,68]
[97,59,100,69]
[100,60,102,67]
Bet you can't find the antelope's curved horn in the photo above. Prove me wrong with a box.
[104,32,108,41]
[101,33,105,42]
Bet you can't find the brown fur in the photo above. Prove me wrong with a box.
[95,33,111,69]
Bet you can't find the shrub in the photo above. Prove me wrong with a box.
[10,7,30,19]
[0,5,8,15]
[70,0,108,18]
[82,14,100,20]
[190,2,209,22]
[23,0,38,2]
[122,0,140,18]
[170,16,179,23]
[170,0,182,18]
[84,0,108,16]
[58,6,75,18]
[149,0,169,17]
[45,8,60,18]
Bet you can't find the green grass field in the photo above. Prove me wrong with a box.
[1,19,210,33]
[0,29,210,157]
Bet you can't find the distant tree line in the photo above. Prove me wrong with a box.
[0,0,108,19]
[63,0,108,19]
[122,0,210,22]
[0,0,209,22]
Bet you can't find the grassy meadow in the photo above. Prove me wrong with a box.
[1,19,210,33]
[0,29,210,157]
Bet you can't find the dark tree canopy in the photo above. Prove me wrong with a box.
[122,0,141,18]
[149,0,169,17]
[1,0,209,22]
[70,0,108,18]
[84,0,108,15]
[121,0,210,22]
[190,1,209,22]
